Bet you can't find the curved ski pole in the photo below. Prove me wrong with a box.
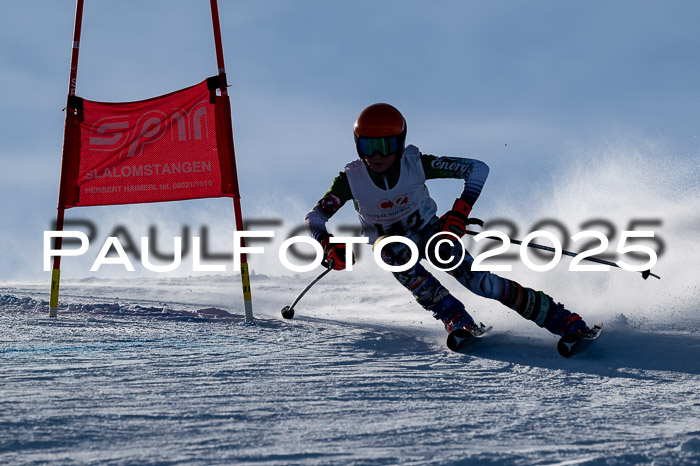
[464,229,660,280]
[281,261,333,319]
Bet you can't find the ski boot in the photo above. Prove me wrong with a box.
[500,279,590,337]
[433,295,490,351]
[544,302,590,337]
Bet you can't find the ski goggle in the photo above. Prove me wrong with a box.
[356,135,402,158]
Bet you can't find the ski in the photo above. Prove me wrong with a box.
[446,323,492,352]
[557,323,603,358]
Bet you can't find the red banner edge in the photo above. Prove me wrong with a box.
[215,95,241,199]
[57,110,82,209]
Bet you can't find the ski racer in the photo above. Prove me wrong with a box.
[304,103,594,348]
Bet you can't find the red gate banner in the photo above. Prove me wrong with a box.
[58,77,239,208]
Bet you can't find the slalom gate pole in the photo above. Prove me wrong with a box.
[464,230,660,280]
[50,0,85,318]
[210,0,255,323]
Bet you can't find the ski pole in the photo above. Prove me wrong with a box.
[464,229,660,280]
[281,262,333,319]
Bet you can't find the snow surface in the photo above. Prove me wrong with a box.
[1,273,699,465]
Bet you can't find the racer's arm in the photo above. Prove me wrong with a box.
[304,172,353,243]
[421,153,489,236]
[420,153,489,207]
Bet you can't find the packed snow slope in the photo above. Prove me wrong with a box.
[3,139,699,464]
[1,272,698,465]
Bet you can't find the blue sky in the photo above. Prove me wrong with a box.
[1,0,699,280]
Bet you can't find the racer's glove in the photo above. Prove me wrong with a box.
[320,234,355,271]
[436,199,473,237]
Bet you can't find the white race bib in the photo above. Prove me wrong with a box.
[345,145,437,242]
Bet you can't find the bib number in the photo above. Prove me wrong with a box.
[375,211,423,237]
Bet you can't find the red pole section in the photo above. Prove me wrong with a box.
[210,0,227,88]
[209,0,254,323]
[67,0,85,98]
[50,0,85,318]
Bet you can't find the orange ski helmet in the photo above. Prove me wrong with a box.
[353,103,407,158]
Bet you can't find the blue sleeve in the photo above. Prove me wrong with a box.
[421,153,489,206]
